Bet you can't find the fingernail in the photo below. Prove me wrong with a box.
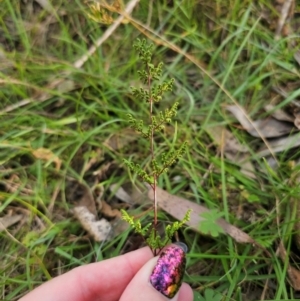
[150,245,186,299]
[173,242,188,253]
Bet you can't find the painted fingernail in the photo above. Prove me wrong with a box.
[150,245,186,299]
[174,242,188,253]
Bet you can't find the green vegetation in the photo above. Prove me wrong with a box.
[122,38,190,255]
[1,0,300,300]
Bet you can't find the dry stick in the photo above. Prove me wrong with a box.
[275,0,294,40]
[0,0,140,114]
[73,0,139,68]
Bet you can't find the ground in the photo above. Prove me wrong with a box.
[1,1,300,300]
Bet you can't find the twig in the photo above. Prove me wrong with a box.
[0,0,140,114]
[275,0,294,40]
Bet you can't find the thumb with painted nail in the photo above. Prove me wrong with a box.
[120,244,193,301]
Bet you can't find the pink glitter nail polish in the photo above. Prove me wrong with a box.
[150,244,186,299]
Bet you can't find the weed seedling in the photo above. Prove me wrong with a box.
[122,39,191,256]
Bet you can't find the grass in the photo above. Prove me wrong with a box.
[1,0,300,300]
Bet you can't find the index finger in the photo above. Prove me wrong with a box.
[19,247,153,301]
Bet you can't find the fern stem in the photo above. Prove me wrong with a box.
[147,63,158,253]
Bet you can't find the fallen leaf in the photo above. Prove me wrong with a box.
[67,181,97,216]
[0,214,23,231]
[294,51,300,66]
[110,182,146,205]
[227,105,293,138]
[34,0,54,13]
[293,111,300,129]
[73,206,112,242]
[31,147,62,171]
[206,125,248,154]
[100,200,122,218]
[278,241,300,290]
[264,104,294,122]
[257,133,300,157]
[206,125,255,178]
[110,183,133,204]
[148,186,257,244]
[274,0,295,39]
[4,174,33,195]
[104,128,137,151]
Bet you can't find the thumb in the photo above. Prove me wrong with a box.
[120,244,193,301]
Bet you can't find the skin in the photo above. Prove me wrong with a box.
[18,246,193,301]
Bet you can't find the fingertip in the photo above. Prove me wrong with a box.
[18,247,153,301]
[120,245,191,301]
[178,283,193,301]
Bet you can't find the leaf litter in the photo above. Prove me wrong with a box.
[65,126,141,242]
[0,213,23,232]
[227,105,294,138]
[73,206,112,242]
[278,241,300,291]
[68,181,113,242]
[205,125,256,179]
[147,185,259,246]
[31,147,62,171]
[224,74,300,291]
[264,103,294,123]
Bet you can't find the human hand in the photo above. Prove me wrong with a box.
[19,245,193,301]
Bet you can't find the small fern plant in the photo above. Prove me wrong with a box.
[122,39,191,256]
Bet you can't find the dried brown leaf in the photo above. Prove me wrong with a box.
[110,183,133,204]
[100,200,122,218]
[275,0,295,39]
[111,218,130,238]
[148,186,257,244]
[206,126,255,179]
[293,112,300,129]
[227,105,293,138]
[110,183,148,206]
[294,51,300,66]
[257,133,300,157]
[104,128,137,151]
[264,104,294,122]
[206,125,248,154]
[73,206,112,242]
[278,241,300,290]
[69,182,97,216]
[34,0,54,13]
[31,147,62,170]
[0,214,23,231]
